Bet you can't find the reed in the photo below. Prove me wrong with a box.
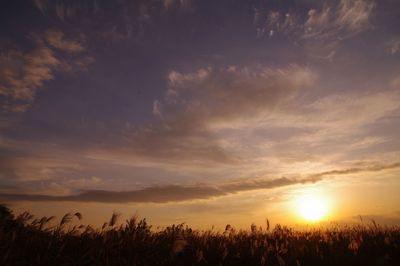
[0,205,399,265]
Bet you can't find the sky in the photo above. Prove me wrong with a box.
[0,0,400,229]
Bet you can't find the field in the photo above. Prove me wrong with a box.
[1,205,399,265]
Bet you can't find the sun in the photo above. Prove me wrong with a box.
[297,195,327,222]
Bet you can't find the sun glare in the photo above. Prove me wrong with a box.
[297,194,328,222]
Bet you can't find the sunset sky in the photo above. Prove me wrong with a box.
[1,0,400,229]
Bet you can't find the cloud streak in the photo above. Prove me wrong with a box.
[1,162,398,203]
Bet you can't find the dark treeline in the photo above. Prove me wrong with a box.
[0,205,399,265]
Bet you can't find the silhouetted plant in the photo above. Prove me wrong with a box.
[0,204,399,265]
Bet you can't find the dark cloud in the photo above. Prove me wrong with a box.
[0,177,301,203]
[309,162,400,179]
[1,162,398,203]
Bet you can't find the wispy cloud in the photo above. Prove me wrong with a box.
[256,0,376,59]
[0,144,82,182]
[32,0,98,21]
[44,30,85,53]
[258,0,376,39]
[32,0,48,13]
[2,60,399,190]
[0,31,90,112]
[163,65,316,125]
[303,0,375,40]
[336,0,375,33]
[96,65,317,165]
[303,6,333,39]
[0,46,59,112]
[386,38,400,55]
[163,0,197,13]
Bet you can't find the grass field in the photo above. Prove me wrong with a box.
[1,205,399,265]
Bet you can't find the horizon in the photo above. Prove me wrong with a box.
[1,0,400,230]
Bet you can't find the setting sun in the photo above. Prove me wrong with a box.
[297,195,328,222]
[299,197,326,222]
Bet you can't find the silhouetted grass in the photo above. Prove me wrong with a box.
[0,205,399,265]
